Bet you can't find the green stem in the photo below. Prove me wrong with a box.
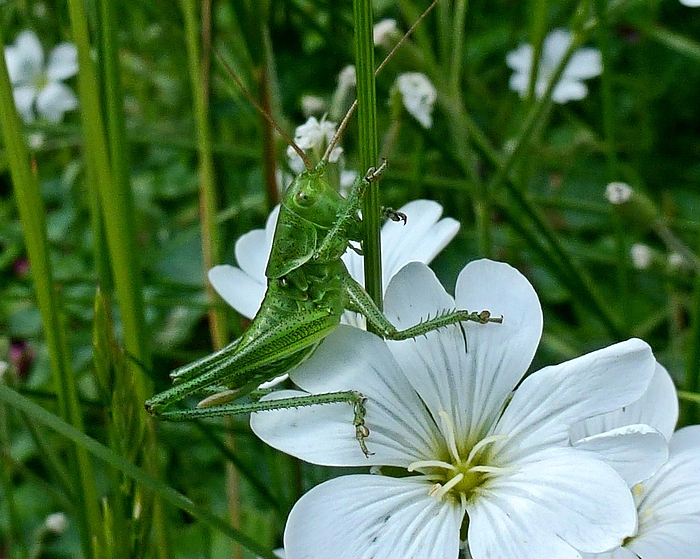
[354,0,382,311]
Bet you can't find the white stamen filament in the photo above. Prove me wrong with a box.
[408,459,457,473]
[466,433,507,465]
[431,473,465,501]
[438,410,462,464]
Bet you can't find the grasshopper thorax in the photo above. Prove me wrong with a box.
[282,162,345,229]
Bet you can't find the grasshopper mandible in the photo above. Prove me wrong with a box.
[145,4,502,455]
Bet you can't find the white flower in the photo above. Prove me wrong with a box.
[209,199,460,322]
[250,259,657,559]
[395,72,437,128]
[605,181,633,205]
[285,116,342,172]
[573,366,700,559]
[680,0,700,6]
[373,19,400,47]
[630,243,652,270]
[506,29,602,103]
[3,30,78,123]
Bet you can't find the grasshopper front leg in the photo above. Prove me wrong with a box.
[342,274,503,342]
[314,160,388,261]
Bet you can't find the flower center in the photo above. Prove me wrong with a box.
[407,411,510,506]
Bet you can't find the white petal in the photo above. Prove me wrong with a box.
[6,30,43,84]
[628,425,700,559]
[12,84,37,123]
[251,326,442,467]
[453,259,542,435]
[505,44,533,73]
[36,81,78,122]
[572,362,678,443]
[542,29,573,65]
[46,43,78,81]
[680,0,700,6]
[467,447,637,559]
[551,79,588,103]
[573,424,669,486]
[284,475,462,559]
[208,264,266,319]
[564,48,602,80]
[495,338,655,460]
[380,199,459,285]
[384,260,540,445]
[234,215,275,281]
[629,427,700,557]
[343,199,459,290]
[508,72,529,96]
[581,547,638,559]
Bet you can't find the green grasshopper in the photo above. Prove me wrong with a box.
[145,6,502,456]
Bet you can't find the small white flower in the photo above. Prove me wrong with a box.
[209,199,459,322]
[3,30,78,123]
[630,243,652,270]
[605,181,633,205]
[395,72,437,128]
[679,0,700,6]
[44,512,69,534]
[506,29,602,103]
[251,259,657,559]
[285,116,342,171]
[373,19,399,47]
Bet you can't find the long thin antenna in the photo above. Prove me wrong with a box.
[215,50,314,172]
[322,0,441,163]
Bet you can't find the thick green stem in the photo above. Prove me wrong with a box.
[353,0,382,312]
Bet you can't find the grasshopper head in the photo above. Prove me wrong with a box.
[284,166,345,228]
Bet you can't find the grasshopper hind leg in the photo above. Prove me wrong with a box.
[154,389,375,457]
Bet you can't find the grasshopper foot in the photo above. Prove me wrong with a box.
[382,206,408,225]
[352,394,374,457]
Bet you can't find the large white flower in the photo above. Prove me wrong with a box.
[250,259,657,559]
[506,29,602,103]
[208,199,459,325]
[3,30,78,123]
[574,364,700,559]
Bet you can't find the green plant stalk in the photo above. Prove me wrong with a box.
[68,0,172,555]
[182,1,243,557]
[0,384,280,559]
[0,24,102,559]
[526,0,548,102]
[0,399,30,559]
[69,0,150,384]
[182,0,227,351]
[354,0,382,311]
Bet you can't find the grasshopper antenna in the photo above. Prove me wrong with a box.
[215,50,314,172]
[322,0,441,163]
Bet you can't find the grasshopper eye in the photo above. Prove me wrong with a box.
[295,189,314,207]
